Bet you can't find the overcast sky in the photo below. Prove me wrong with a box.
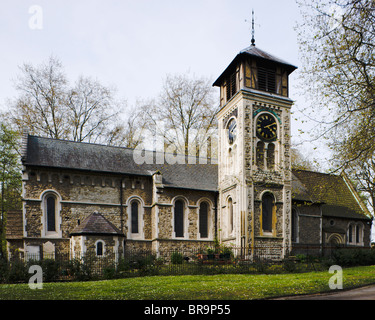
[0,0,331,167]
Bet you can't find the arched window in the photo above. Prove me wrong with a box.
[228,197,233,234]
[46,195,56,232]
[174,200,184,238]
[262,193,275,233]
[131,200,139,234]
[266,143,275,170]
[199,201,209,238]
[42,190,61,237]
[127,197,144,240]
[256,141,264,168]
[96,240,104,257]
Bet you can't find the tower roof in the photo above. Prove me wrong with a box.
[240,45,297,68]
[213,45,297,87]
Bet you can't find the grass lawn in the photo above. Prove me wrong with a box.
[1,265,375,300]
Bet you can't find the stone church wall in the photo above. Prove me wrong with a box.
[22,167,154,256]
[20,166,217,258]
[294,204,321,245]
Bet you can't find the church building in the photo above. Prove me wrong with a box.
[6,39,372,261]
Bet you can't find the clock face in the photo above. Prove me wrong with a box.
[256,113,277,141]
[227,118,237,144]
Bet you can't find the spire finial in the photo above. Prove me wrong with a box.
[251,9,255,46]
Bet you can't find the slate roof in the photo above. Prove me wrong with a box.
[291,171,313,203]
[213,45,297,87]
[240,45,298,70]
[70,212,124,236]
[23,135,218,192]
[292,170,371,221]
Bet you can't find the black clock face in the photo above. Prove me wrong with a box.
[256,113,277,141]
[227,118,237,144]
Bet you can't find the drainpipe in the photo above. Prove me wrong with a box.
[120,177,125,256]
[214,191,218,241]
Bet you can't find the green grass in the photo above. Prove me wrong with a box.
[1,265,375,300]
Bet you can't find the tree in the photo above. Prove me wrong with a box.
[297,0,375,216]
[0,123,22,259]
[141,73,219,157]
[104,104,147,149]
[6,56,139,147]
[291,148,318,171]
[9,56,68,139]
[297,0,375,165]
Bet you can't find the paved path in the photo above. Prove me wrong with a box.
[275,285,375,300]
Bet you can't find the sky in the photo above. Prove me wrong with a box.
[0,0,331,168]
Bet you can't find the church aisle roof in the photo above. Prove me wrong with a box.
[23,135,218,192]
[292,170,371,221]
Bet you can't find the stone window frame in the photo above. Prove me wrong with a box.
[222,194,235,239]
[40,189,62,238]
[126,196,145,240]
[171,196,189,239]
[347,221,364,246]
[260,191,277,237]
[197,198,214,240]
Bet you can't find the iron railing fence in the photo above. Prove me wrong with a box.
[2,244,373,283]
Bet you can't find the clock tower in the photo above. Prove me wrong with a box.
[213,40,297,259]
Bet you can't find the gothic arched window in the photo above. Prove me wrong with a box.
[199,201,209,238]
[46,195,56,232]
[262,193,275,233]
[174,200,185,238]
[228,197,234,234]
[131,200,139,234]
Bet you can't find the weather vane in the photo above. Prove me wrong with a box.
[251,9,255,46]
[245,10,256,46]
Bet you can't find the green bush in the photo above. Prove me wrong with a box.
[0,259,9,283]
[7,260,28,283]
[332,248,375,267]
[39,259,60,282]
[171,251,184,265]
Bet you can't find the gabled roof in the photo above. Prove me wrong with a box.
[292,170,371,221]
[70,212,124,236]
[213,45,297,87]
[23,135,218,192]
